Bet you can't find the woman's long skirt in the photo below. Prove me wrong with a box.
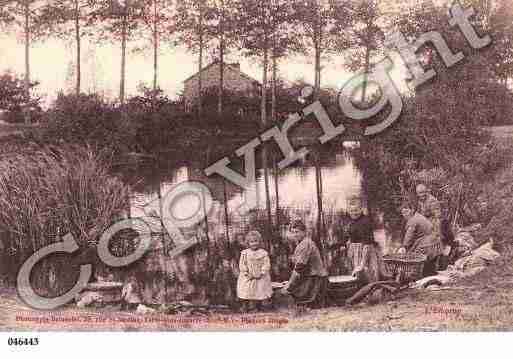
[346,243,382,284]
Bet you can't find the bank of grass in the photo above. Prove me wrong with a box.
[475,145,513,249]
[0,145,129,292]
[1,145,513,331]
[3,247,513,331]
[286,248,513,331]
[288,165,513,331]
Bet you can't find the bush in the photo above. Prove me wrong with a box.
[41,93,134,155]
[195,87,260,133]
[0,71,42,123]
[475,155,513,247]
[126,87,208,154]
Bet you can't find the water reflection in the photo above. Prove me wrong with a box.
[129,150,362,231]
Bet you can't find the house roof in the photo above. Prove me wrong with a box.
[183,61,261,85]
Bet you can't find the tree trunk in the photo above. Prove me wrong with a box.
[222,179,230,243]
[197,8,204,120]
[218,38,224,117]
[358,141,373,217]
[315,151,326,262]
[314,26,322,100]
[261,38,268,131]
[271,49,277,124]
[313,4,322,101]
[198,40,203,119]
[269,23,280,236]
[218,1,225,117]
[75,0,81,96]
[361,44,371,104]
[153,0,159,92]
[273,152,280,229]
[120,13,127,104]
[202,187,211,289]
[262,39,273,254]
[24,0,31,124]
[315,46,321,101]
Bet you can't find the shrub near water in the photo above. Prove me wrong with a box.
[0,146,129,293]
[41,93,133,155]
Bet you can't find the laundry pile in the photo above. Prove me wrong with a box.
[412,227,500,290]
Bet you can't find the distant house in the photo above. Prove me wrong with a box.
[183,61,261,112]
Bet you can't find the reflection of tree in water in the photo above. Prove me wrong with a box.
[116,147,366,305]
[352,144,403,233]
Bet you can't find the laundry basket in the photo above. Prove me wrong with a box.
[382,253,427,282]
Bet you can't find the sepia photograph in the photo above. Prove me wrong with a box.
[0,0,513,346]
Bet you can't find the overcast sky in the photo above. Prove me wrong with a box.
[0,1,414,105]
[0,37,366,101]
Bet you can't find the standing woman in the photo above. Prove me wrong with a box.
[344,196,382,284]
[283,220,328,310]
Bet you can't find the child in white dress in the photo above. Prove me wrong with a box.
[237,231,272,312]
[121,273,142,311]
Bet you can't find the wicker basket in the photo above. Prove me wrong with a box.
[382,253,427,282]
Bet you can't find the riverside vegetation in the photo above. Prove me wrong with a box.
[0,0,513,320]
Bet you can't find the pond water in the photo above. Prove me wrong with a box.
[127,148,364,236]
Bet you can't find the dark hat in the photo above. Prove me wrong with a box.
[290,219,307,232]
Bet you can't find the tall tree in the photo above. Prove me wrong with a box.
[2,0,48,123]
[337,0,386,212]
[174,0,212,119]
[138,0,175,92]
[269,0,302,125]
[292,0,336,251]
[292,0,337,100]
[338,0,386,103]
[238,0,295,130]
[208,0,238,116]
[238,0,294,250]
[40,0,94,95]
[89,0,145,104]
[238,0,272,236]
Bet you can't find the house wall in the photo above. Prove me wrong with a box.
[183,63,259,111]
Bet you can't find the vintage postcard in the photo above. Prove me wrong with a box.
[0,0,513,343]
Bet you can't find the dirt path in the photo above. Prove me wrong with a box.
[2,252,513,332]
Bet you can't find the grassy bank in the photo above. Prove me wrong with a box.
[2,246,513,331]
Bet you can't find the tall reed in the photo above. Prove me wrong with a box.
[0,146,129,292]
